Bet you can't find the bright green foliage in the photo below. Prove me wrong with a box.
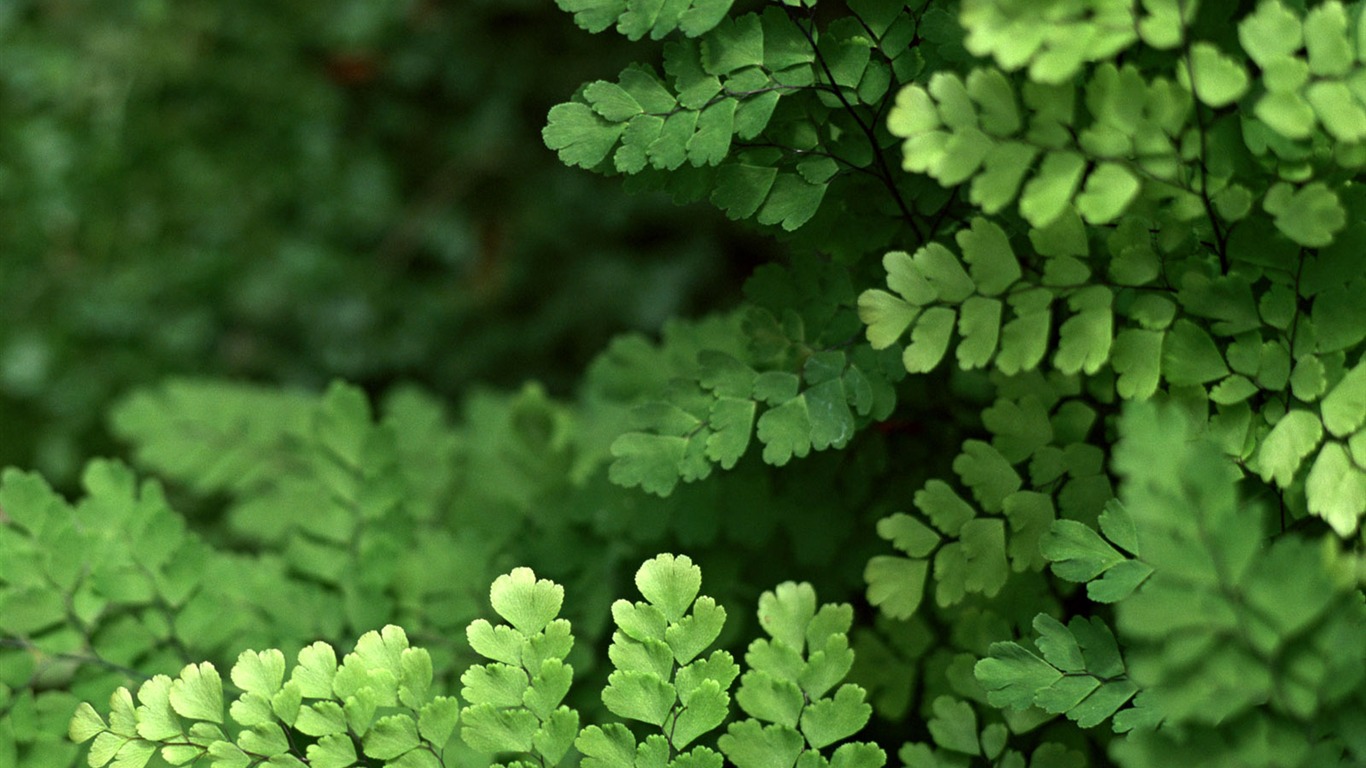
[718,582,884,768]
[462,567,580,767]
[578,553,737,765]
[69,559,887,768]
[71,624,456,768]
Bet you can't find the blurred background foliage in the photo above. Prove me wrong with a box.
[0,0,770,484]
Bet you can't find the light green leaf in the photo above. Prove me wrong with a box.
[533,707,580,764]
[1238,0,1302,67]
[858,290,919,349]
[1184,43,1248,107]
[903,307,956,373]
[169,663,223,724]
[1303,1,1353,76]
[737,671,804,727]
[1019,152,1085,228]
[756,396,812,465]
[636,553,702,622]
[915,243,976,303]
[953,440,1020,513]
[666,596,727,664]
[602,670,676,726]
[363,715,419,760]
[418,697,460,747]
[459,704,538,753]
[232,650,286,700]
[800,685,871,749]
[467,620,524,667]
[70,702,108,744]
[576,724,636,768]
[1263,182,1346,248]
[306,734,357,768]
[458,658,521,705]
[1074,163,1139,224]
[1320,360,1366,437]
[1305,442,1366,536]
[957,218,1021,296]
[585,81,644,122]
[490,568,564,635]
[719,720,806,768]
[757,582,817,651]
[295,702,348,737]
[291,643,338,699]
[673,678,730,747]
[1256,409,1324,487]
[713,164,779,220]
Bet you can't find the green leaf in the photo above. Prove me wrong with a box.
[666,596,727,664]
[958,218,1021,296]
[296,702,348,737]
[953,441,1020,513]
[1256,409,1324,487]
[673,678,730,747]
[859,290,919,349]
[70,702,108,744]
[756,174,828,231]
[713,164,778,220]
[467,620,524,667]
[462,663,528,708]
[864,556,930,619]
[877,513,941,558]
[610,433,690,496]
[718,720,805,768]
[231,650,286,700]
[577,724,636,768]
[602,670,676,726]
[800,685,871,749]
[1161,320,1228,385]
[134,676,181,741]
[1263,182,1346,248]
[460,704,538,753]
[903,307,956,373]
[635,553,702,622]
[533,707,580,764]
[926,696,978,755]
[291,643,338,699]
[687,99,737,166]
[975,643,1062,710]
[757,582,816,651]
[756,397,812,465]
[490,567,564,635]
[585,81,645,122]
[1074,163,1139,224]
[1320,359,1366,437]
[364,715,420,760]
[169,663,223,724]
[1303,1,1353,76]
[306,734,357,768]
[737,671,804,727]
[418,697,460,747]
[1305,442,1366,536]
[1184,43,1248,107]
[1019,152,1085,228]
[544,103,625,169]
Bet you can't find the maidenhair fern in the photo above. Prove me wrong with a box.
[1,1,1363,767]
